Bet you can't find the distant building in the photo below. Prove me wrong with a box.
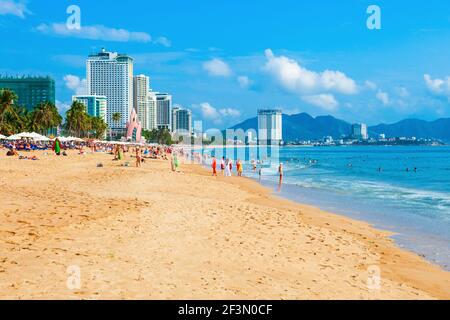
[147,91,158,131]
[172,107,192,134]
[156,93,172,131]
[258,109,283,145]
[87,48,133,130]
[351,123,369,140]
[0,76,55,111]
[133,75,150,130]
[72,95,107,122]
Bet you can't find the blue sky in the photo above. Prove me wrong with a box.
[0,0,449,128]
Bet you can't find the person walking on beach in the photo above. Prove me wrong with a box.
[220,157,225,175]
[212,156,217,176]
[52,138,62,156]
[224,159,232,177]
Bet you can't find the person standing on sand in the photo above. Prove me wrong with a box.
[220,157,225,175]
[224,159,232,177]
[212,156,217,176]
[237,159,243,177]
[278,163,284,183]
[52,138,62,156]
[135,147,142,168]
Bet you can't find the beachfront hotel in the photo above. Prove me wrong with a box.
[133,74,152,130]
[172,107,192,134]
[72,95,107,123]
[0,76,55,111]
[156,93,172,130]
[147,91,158,131]
[86,48,134,131]
[257,109,283,145]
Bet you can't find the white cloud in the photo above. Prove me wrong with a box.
[36,23,152,43]
[237,75,252,89]
[395,86,410,98]
[365,80,378,91]
[376,90,390,106]
[0,0,29,18]
[203,58,232,77]
[195,102,240,124]
[424,74,450,98]
[302,94,339,111]
[264,49,358,95]
[154,36,171,47]
[64,75,87,95]
[56,100,71,114]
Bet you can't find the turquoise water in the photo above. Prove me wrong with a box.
[203,146,450,270]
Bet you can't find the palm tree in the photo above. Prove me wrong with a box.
[0,89,20,134]
[30,102,62,135]
[90,116,108,139]
[112,112,121,127]
[65,101,90,137]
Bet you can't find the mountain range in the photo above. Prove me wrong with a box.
[230,113,450,142]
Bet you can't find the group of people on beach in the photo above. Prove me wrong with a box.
[210,157,244,177]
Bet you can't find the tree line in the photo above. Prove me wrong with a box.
[0,89,107,139]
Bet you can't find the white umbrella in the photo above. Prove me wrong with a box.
[0,134,7,139]
[7,134,22,140]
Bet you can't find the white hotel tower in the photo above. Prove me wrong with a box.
[258,109,283,145]
[87,48,133,130]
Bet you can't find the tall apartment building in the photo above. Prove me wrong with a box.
[72,95,107,122]
[156,93,172,130]
[257,109,283,145]
[133,75,150,130]
[0,76,55,111]
[86,48,133,130]
[147,91,158,131]
[172,107,192,134]
[351,123,369,140]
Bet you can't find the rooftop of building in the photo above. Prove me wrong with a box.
[0,75,54,81]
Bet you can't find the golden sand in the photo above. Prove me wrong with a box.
[0,150,449,300]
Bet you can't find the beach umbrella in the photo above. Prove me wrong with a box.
[6,134,22,140]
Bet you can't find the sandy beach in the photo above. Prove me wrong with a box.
[0,149,449,300]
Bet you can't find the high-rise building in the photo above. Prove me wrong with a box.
[86,48,133,130]
[258,109,283,145]
[147,91,158,131]
[156,93,172,130]
[351,123,369,140]
[72,95,107,122]
[0,76,55,111]
[172,107,192,134]
[133,75,150,130]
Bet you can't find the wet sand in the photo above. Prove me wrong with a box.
[0,150,449,299]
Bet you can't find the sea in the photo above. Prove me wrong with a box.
[201,145,450,270]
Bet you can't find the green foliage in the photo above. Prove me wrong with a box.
[29,102,62,135]
[142,128,174,145]
[90,116,108,139]
[65,101,108,138]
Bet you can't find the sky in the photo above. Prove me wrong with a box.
[0,0,449,129]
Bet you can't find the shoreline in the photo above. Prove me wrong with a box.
[0,150,449,299]
[193,162,450,299]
